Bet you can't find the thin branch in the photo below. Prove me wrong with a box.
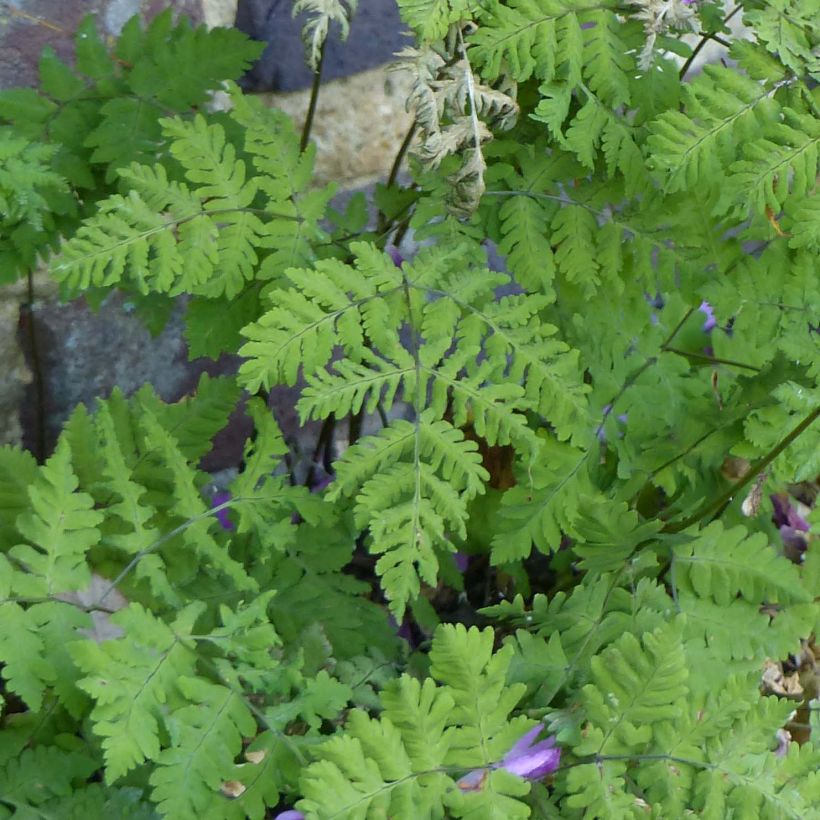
[663,346,761,372]
[97,494,269,605]
[386,119,418,192]
[376,119,418,235]
[22,270,47,462]
[679,5,742,81]
[305,413,336,488]
[663,404,820,533]
[301,40,327,152]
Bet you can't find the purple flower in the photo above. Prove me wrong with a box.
[499,725,561,779]
[274,812,304,820]
[387,246,404,268]
[454,551,470,573]
[212,491,235,531]
[457,726,560,791]
[699,301,717,332]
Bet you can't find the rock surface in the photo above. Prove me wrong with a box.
[235,0,409,92]
[0,0,414,466]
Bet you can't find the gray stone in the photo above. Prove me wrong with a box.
[235,0,410,92]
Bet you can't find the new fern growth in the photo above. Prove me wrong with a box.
[0,1,818,818]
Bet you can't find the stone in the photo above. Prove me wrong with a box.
[259,63,414,188]
[235,0,410,92]
[0,0,205,89]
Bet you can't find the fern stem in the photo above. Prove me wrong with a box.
[301,40,327,152]
[679,5,742,81]
[348,409,363,446]
[22,270,47,463]
[97,494,260,605]
[663,346,761,372]
[663,404,820,533]
[387,120,417,192]
[305,413,335,488]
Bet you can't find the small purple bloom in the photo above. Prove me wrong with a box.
[699,301,717,332]
[499,725,561,779]
[212,491,235,531]
[454,552,470,573]
[387,246,404,268]
[457,726,560,791]
[274,812,304,820]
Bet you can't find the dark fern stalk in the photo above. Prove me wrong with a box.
[300,39,326,152]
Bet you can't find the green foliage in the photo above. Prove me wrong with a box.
[299,624,534,818]
[1,3,819,819]
[0,11,263,286]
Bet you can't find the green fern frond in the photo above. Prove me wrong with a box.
[0,747,98,814]
[582,9,633,108]
[673,522,810,606]
[717,113,819,218]
[397,0,473,43]
[8,439,102,597]
[785,194,820,251]
[139,409,256,592]
[238,243,403,391]
[469,0,588,83]
[71,603,204,782]
[148,678,257,816]
[496,193,557,296]
[299,624,535,818]
[492,436,592,561]
[575,620,689,756]
[0,446,38,549]
[647,65,788,193]
[743,0,819,75]
[0,128,65,230]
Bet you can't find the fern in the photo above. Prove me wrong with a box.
[647,65,789,193]
[299,624,535,818]
[293,0,358,71]
[398,0,473,43]
[240,241,586,613]
[2,4,819,818]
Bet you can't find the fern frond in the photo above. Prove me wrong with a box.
[300,624,535,818]
[492,436,592,561]
[496,192,557,296]
[148,678,257,816]
[238,243,404,391]
[139,409,256,591]
[576,620,689,756]
[785,193,820,251]
[0,598,57,711]
[293,0,358,71]
[582,9,632,108]
[551,202,602,297]
[469,0,586,83]
[429,623,528,766]
[229,88,333,279]
[0,128,65,231]
[397,0,472,43]
[0,747,97,814]
[717,111,819,218]
[673,522,810,606]
[9,439,102,597]
[298,350,416,422]
[743,0,819,75]
[70,603,203,782]
[0,446,38,549]
[647,66,788,193]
